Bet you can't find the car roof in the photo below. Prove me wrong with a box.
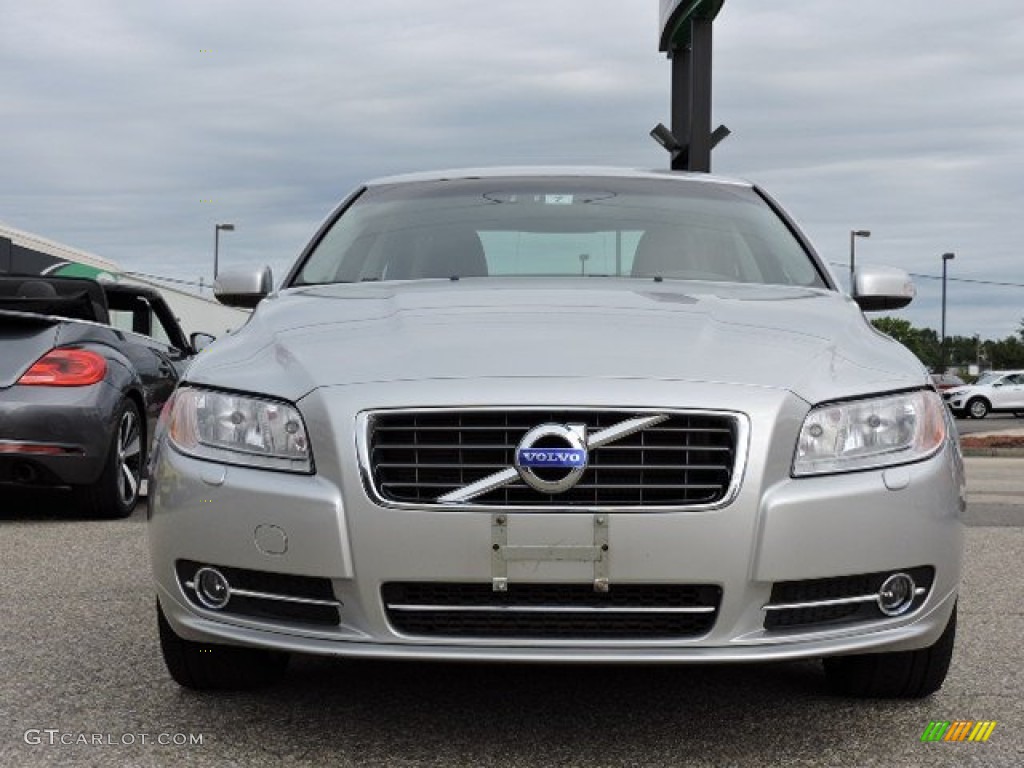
[364,166,754,189]
[102,282,163,301]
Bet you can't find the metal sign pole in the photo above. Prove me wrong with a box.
[655,0,728,172]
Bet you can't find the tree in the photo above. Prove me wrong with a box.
[870,317,939,368]
[870,316,914,342]
[871,317,1024,371]
[986,336,1024,369]
[949,335,982,369]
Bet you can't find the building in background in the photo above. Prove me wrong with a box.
[0,222,249,338]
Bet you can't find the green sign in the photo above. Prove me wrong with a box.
[51,262,118,282]
[659,0,725,51]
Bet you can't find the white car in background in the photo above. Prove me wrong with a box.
[943,370,1024,419]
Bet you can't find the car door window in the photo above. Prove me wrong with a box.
[1004,374,1024,409]
[108,308,137,334]
[109,297,183,358]
[148,305,174,346]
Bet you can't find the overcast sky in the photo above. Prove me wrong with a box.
[2,0,1022,340]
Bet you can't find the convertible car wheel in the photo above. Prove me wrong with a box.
[157,602,290,690]
[77,399,143,519]
[823,604,956,698]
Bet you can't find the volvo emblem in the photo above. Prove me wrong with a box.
[514,423,588,494]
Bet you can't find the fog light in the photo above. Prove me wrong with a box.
[194,567,231,609]
[877,573,916,616]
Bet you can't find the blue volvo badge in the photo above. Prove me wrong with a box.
[514,423,588,494]
[516,448,587,468]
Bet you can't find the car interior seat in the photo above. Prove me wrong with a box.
[631,226,744,282]
[9,278,111,323]
[16,280,59,298]
[385,227,489,280]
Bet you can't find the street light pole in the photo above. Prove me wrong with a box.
[849,229,871,296]
[940,252,955,372]
[213,223,235,281]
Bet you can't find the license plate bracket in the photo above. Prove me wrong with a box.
[491,513,609,592]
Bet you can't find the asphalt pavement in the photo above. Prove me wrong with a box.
[964,457,1024,526]
[1,457,1021,768]
[954,413,1024,436]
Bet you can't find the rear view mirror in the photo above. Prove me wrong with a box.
[853,266,915,311]
[190,332,216,353]
[214,266,273,309]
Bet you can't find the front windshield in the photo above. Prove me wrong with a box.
[292,176,827,288]
[975,372,1002,386]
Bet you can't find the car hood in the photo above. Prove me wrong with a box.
[185,279,927,405]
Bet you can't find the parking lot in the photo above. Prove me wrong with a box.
[1,457,1021,768]
[955,413,1024,436]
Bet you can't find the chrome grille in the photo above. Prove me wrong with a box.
[366,409,740,507]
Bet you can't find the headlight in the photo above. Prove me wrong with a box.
[166,387,312,473]
[793,390,946,476]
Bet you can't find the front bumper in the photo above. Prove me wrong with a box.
[149,379,965,662]
[943,392,967,411]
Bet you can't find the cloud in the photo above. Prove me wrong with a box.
[1,0,1022,339]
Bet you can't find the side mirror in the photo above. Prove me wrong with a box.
[190,332,216,353]
[214,266,272,309]
[853,266,915,311]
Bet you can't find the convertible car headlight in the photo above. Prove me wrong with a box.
[794,390,946,476]
[167,387,312,473]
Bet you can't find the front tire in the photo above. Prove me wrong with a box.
[157,602,290,690]
[967,398,990,419]
[823,603,956,698]
[76,399,143,518]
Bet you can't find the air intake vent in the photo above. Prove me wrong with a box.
[382,582,722,639]
[176,560,341,627]
[763,566,934,630]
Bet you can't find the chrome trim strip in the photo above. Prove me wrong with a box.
[763,586,926,612]
[227,587,342,608]
[438,468,519,504]
[763,594,878,611]
[356,407,750,512]
[185,580,341,608]
[386,604,717,614]
[587,414,670,449]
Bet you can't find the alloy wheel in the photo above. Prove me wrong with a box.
[116,408,142,506]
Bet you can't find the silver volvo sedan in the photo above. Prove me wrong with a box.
[149,168,964,697]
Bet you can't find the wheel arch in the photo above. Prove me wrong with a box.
[122,387,148,465]
[967,395,991,412]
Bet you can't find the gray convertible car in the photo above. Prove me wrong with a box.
[1,276,198,517]
[149,168,964,697]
